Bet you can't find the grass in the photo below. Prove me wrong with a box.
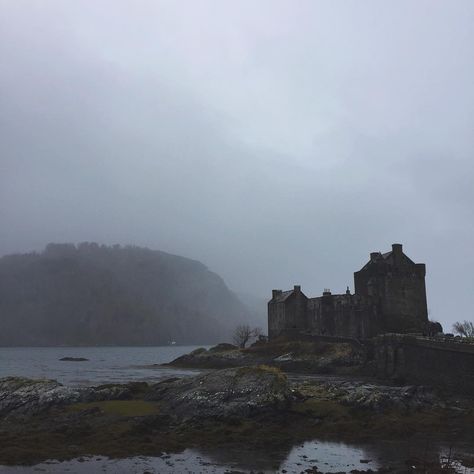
[291,398,350,420]
[244,339,356,358]
[235,365,287,383]
[190,347,208,355]
[68,400,160,417]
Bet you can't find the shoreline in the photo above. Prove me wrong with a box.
[1,342,473,473]
[0,366,473,472]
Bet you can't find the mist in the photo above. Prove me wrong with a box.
[1,0,473,332]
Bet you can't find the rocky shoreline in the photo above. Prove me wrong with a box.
[1,360,473,472]
[1,341,473,472]
[166,339,368,375]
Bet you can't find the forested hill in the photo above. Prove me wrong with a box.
[0,243,252,346]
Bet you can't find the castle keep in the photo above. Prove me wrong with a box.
[268,244,428,340]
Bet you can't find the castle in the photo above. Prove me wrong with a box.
[268,244,429,340]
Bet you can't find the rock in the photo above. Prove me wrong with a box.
[343,383,437,411]
[147,366,291,419]
[0,377,150,417]
[168,346,248,369]
[59,357,89,362]
[0,377,83,417]
[0,367,291,420]
[167,339,365,374]
[297,379,438,413]
[274,353,295,362]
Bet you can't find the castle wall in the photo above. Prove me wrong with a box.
[268,290,308,339]
[307,294,378,339]
[268,302,286,340]
[354,246,428,333]
[380,265,427,332]
[291,291,308,330]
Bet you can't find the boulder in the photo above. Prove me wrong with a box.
[147,366,291,419]
[0,377,148,417]
[0,377,83,417]
[297,379,438,413]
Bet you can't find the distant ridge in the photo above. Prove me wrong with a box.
[0,243,251,346]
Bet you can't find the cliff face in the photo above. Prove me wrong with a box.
[0,243,249,346]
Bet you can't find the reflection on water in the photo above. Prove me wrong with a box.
[283,441,379,472]
[1,440,473,473]
[0,346,207,385]
[196,440,380,473]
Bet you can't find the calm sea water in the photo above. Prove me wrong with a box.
[0,345,206,385]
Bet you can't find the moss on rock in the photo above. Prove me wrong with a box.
[68,400,160,417]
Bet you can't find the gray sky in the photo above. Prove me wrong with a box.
[1,1,473,330]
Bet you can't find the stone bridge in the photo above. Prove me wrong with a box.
[373,334,474,393]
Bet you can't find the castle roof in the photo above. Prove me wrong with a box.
[271,290,294,302]
[381,250,415,265]
[359,248,415,271]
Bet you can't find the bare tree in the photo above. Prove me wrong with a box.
[232,325,263,348]
[452,320,474,338]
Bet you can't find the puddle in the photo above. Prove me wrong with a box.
[2,439,473,473]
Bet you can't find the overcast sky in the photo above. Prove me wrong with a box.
[1,1,473,330]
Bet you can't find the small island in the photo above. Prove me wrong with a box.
[59,357,89,362]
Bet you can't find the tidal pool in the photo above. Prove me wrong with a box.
[1,439,473,473]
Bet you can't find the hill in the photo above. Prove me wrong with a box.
[0,243,251,346]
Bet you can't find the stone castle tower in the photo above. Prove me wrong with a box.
[268,244,428,340]
[354,243,428,334]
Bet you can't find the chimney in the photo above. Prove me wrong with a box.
[272,289,282,299]
[294,285,301,293]
[415,263,426,276]
[392,243,403,255]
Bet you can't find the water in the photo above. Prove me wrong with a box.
[1,441,473,473]
[0,443,381,473]
[0,346,206,386]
